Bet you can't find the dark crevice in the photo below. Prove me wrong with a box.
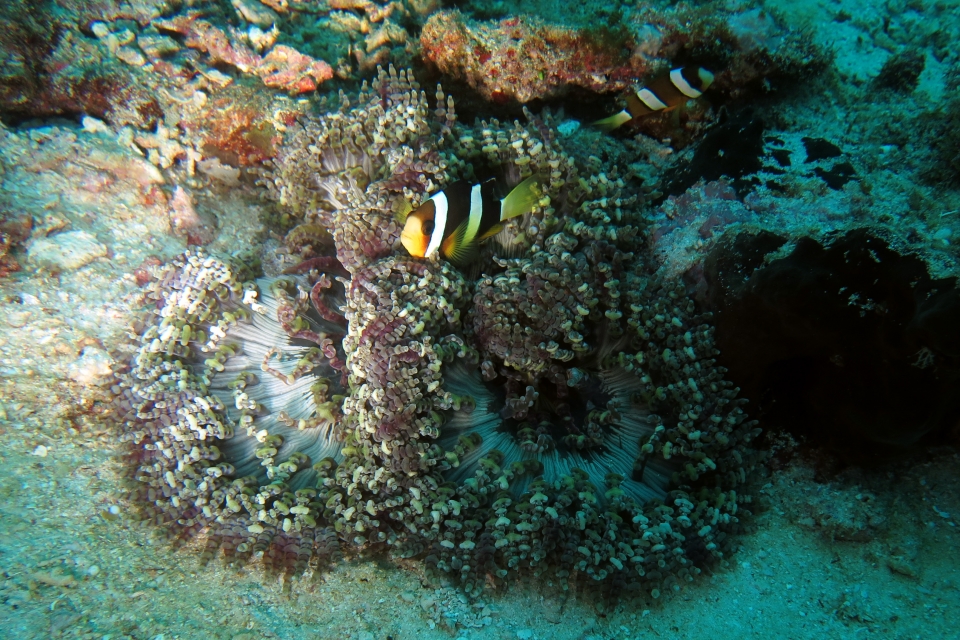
[699,228,960,463]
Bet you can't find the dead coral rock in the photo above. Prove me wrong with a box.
[873,48,926,93]
[136,32,181,58]
[256,45,333,94]
[365,21,408,53]
[406,0,441,19]
[60,0,173,27]
[133,124,186,171]
[24,124,164,193]
[85,145,165,186]
[115,45,147,67]
[0,235,21,276]
[197,157,241,185]
[797,486,887,542]
[0,7,162,126]
[231,0,280,27]
[886,539,922,579]
[67,346,115,387]
[0,210,31,277]
[330,0,402,23]
[27,230,108,271]
[168,186,218,246]
[260,0,290,13]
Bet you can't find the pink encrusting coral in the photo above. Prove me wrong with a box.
[258,45,335,94]
[156,14,333,94]
[156,14,260,72]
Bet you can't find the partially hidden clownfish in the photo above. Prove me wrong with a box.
[593,66,715,133]
[399,175,540,265]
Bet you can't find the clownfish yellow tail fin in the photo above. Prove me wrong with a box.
[500,174,541,222]
[592,110,633,133]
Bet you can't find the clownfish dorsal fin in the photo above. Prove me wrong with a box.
[592,110,633,133]
[499,174,541,222]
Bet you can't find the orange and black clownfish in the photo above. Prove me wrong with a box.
[399,175,540,265]
[593,66,715,133]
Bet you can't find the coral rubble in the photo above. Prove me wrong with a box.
[114,68,762,600]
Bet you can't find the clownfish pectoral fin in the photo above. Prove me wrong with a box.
[440,219,479,266]
[592,110,633,133]
[670,103,683,128]
[499,174,541,222]
[475,222,503,243]
[394,198,414,225]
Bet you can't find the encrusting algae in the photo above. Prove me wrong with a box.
[112,67,763,600]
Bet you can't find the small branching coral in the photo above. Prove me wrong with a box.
[114,67,762,600]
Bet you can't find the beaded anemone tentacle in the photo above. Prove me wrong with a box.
[283,255,350,329]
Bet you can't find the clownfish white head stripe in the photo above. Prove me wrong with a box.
[424,190,448,258]
[593,66,715,133]
[400,175,541,266]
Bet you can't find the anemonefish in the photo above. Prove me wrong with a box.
[399,175,540,265]
[593,66,715,133]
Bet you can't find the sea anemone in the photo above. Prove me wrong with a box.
[113,67,762,599]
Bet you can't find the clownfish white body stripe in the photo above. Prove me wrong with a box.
[594,66,715,133]
[400,175,540,266]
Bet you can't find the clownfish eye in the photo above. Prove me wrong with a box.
[422,220,435,236]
